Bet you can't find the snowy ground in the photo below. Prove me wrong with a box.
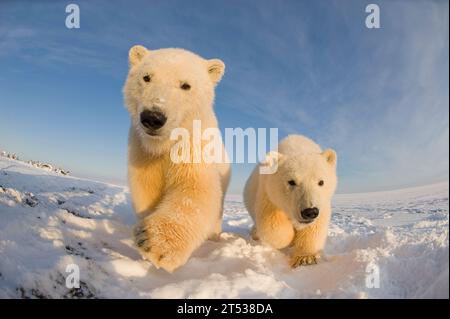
[0,155,448,298]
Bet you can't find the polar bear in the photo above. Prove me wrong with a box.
[123,45,230,272]
[244,135,337,268]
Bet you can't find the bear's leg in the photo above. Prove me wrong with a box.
[134,167,222,272]
[255,208,295,249]
[290,211,331,268]
[208,218,222,241]
[250,226,259,240]
[207,159,230,242]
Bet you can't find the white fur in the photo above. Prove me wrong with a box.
[244,135,337,267]
[124,45,230,272]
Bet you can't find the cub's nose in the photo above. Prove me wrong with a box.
[140,110,167,130]
[300,207,319,221]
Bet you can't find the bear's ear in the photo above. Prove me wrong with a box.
[322,149,337,166]
[206,59,225,85]
[260,151,283,172]
[129,45,149,67]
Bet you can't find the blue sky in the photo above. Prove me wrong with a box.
[0,0,448,194]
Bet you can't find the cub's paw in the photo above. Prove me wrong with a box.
[250,226,259,241]
[290,254,320,268]
[133,216,191,273]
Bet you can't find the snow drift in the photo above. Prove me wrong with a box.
[0,155,448,298]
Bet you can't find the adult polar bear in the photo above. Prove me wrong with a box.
[123,45,230,272]
[244,135,337,268]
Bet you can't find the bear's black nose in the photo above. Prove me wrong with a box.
[300,207,319,220]
[140,110,167,130]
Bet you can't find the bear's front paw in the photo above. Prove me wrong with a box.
[290,254,320,268]
[133,216,191,273]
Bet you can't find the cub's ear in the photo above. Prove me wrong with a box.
[206,59,225,85]
[322,149,337,166]
[129,45,149,67]
[260,151,283,175]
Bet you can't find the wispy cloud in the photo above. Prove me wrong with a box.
[0,0,447,193]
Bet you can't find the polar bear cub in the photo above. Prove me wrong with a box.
[123,45,230,272]
[244,135,337,267]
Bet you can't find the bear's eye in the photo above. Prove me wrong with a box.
[180,82,191,90]
[288,180,297,186]
[143,75,151,83]
[318,180,324,186]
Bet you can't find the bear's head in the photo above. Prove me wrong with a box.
[261,149,337,229]
[123,45,225,154]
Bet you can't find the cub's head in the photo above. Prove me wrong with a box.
[123,45,225,152]
[261,149,337,229]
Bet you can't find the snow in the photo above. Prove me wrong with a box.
[0,155,448,298]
